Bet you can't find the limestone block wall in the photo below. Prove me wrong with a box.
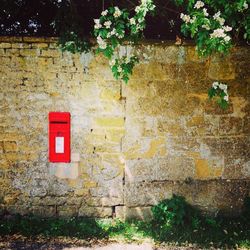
[0,37,249,219]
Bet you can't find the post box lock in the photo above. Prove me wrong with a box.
[49,112,71,163]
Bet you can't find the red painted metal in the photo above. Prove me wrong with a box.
[48,112,71,163]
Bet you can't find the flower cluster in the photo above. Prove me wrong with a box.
[194,1,204,9]
[208,81,229,109]
[210,27,231,43]
[243,1,249,9]
[180,1,233,56]
[94,6,128,56]
[238,1,249,12]
[180,14,191,23]
[94,0,155,83]
[213,11,225,26]
[131,0,155,34]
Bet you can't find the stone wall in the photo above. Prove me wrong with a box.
[0,37,249,219]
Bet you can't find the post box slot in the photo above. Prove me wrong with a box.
[50,121,68,124]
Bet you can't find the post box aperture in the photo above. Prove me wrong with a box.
[49,112,71,163]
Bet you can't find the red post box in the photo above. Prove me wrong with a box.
[49,112,71,163]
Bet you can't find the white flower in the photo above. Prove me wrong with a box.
[94,19,100,24]
[109,59,116,67]
[217,17,225,26]
[97,36,107,49]
[114,7,121,17]
[213,11,221,20]
[194,1,205,9]
[99,43,107,50]
[110,29,116,35]
[219,83,224,89]
[94,23,102,29]
[180,13,191,23]
[224,95,229,101]
[243,1,248,9]
[213,11,225,25]
[219,83,227,91]
[130,18,136,25]
[104,21,112,29]
[135,6,140,13]
[203,8,209,17]
[223,26,232,32]
[212,81,219,89]
[210,28,226,39]
[202,24,210,30]
[94,19,102,29]
[117,66,122,73]
[118,34,124,39]
[224,36,231,43]
[101,10,108,16]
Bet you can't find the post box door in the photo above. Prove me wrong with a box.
[49,112,70,162]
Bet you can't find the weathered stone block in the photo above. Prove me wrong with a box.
[100,88,121,101]
[125,159,157,183]
[0,43,11,49]
[20,48,40,57]
[219,117,243,135]
[85,197,122,207]
[105,129,125,143]
[30,206,56,217]
[126,156,195,183]
[78,206,113,218]
[58,206,79,217]
[0,141,3,153]
[125,207,153,221]
[195,158,223,179]
[94,117,125,127]
[11,43,31,49]
[90,180,123,203]
[115,206,125,220]
[31,43,49,49]
[124,137,166,160]
[41,49,62,58]
[3,141,17,152]
[157,156,195,180]
[49,163,80,179]
[125,181,172,207]
[208,55,236,80]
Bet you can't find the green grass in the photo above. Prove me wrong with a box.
[0,215,249,249]
[1,196,249,249]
